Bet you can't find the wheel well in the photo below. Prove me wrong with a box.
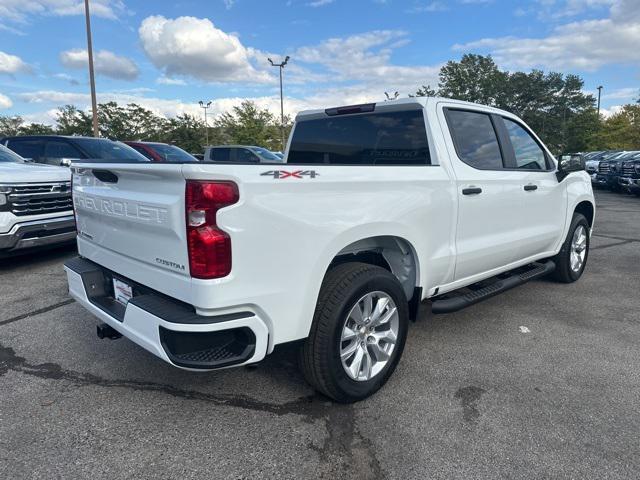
[330,236,419,301]
[575,201,594,227]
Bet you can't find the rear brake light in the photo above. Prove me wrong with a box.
[185,180,239,279]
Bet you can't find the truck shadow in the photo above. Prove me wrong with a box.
[0,244,77,271]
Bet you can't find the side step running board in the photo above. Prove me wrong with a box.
[431,261,556,314]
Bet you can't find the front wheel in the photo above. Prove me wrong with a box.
[551,213,590,283]
[300,262,409,403]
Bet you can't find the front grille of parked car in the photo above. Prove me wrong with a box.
[6,183,73,216]
[598,162,610,173]
[622,163,636,176]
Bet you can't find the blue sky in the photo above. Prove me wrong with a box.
[0,0,638,123]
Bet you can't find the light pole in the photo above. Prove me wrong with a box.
[384,91,399,101]
[199,100,212,146]
[597,85,603,118]
[268,56,290,151]
[84,0,99,137]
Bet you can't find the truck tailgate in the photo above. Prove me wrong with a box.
[72,164,189,277]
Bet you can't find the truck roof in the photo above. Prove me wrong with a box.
[295,96,515,121]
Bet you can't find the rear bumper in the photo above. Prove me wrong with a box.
[0,215,76,252]
[64,256,269,370]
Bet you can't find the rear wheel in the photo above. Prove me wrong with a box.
[300,262,409,403]
[551,213,590,283]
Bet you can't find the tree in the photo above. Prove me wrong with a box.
[55,105,92,136]
[214,100,282,151]
[591,104,640,150]
[0,116,25,137]
[161,113,209,153]
[438,54,508,106]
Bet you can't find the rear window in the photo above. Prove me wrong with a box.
[287,110,431,165]
[72,138,148,162]
[445,110,503,170]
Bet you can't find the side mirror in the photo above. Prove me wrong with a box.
[557,154,585,181]
[60,158,81,167]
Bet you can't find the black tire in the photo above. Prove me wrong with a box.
[551,213,590,283]
[300,262,409,403]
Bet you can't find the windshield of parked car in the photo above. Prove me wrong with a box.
[250,147,283,162]
[0,144,24,163]
[72,138,149,161]
[148,143,197,162]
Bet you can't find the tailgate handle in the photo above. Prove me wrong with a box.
[92,170,118,183]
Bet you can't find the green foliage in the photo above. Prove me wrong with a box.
[214,100,284,151]
[417,54,602,153]
[591,105,640,150]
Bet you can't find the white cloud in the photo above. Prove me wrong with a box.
[0,51,29,74]
[0,0,126,23]
[307,0,335,6]
[601,87,639,100]
[60,49,139,80]
[139,15,273,84]
[600,105,624,117]
[455,0,640,71]
[294,31,440,92]
[0,93,13,109]
[156,75,187,86]
[408,1,448,12]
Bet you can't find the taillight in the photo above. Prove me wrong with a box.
[185,180,239,279]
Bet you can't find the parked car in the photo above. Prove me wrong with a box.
[64,97,594,402]
[618,153,640,196]
[0,135,149,166]
[191,153,205,161]
[205,145,285,163]
[0,144,75,256]
[272,151,284,160]
[123,141,198,162]
[594,151,627,189]
[596,151,639,191]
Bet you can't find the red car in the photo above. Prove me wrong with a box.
[123,141,198,162]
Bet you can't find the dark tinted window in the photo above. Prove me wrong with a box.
[7,139,43,160]
[0,144,24,162]
[72,139,148,161]
[446,110,503,169]
[147,143,196,162]
[44,140,83,159]
[288,110,430,165]
[131,145,155,160]
[503,118,547,170]
[237,148,259,162]
[210,148,230,162]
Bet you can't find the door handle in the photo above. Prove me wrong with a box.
[524,184,538,191]
[462,187,482,195]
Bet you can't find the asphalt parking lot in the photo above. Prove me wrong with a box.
[1,190,638,479]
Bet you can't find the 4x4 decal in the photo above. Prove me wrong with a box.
[261,170,319,179]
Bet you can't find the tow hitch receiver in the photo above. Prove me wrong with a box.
[97,323,122,340]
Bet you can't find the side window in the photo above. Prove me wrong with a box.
[44,140,83,159]
[445,109,503,170]
[7,139,44,160]
[131,145,155,160]
[502,118,548,170]
[237,148,259,163]
[210,148,230,162]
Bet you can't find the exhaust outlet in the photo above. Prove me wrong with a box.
[97,323,122,340]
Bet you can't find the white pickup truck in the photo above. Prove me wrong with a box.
[64,97,594,402]
[0,145,75,256]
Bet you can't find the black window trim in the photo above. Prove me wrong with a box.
[284,107,438,167]
[443,107,506,171]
